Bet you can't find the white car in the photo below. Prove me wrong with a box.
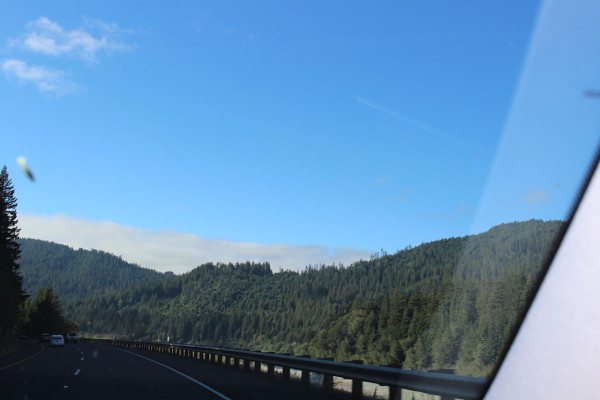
[66,333,78,343]
[49,334,65,347]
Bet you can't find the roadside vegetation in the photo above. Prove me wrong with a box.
[0,166,75,353]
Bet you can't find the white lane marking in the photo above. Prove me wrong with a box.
[113,347,232,400]
[74,368,81,376]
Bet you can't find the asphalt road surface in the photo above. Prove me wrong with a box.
[0,340,335,400]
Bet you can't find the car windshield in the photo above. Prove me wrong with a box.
[1,1,599,399]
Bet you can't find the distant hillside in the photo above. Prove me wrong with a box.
[66,219,564,376]
[19,238,166,303]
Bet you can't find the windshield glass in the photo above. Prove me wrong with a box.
[1,1,599,399]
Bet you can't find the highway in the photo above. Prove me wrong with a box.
[0,340,334,400]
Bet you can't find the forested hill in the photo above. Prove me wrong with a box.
[66,219,563,376]
[19,238,166,302]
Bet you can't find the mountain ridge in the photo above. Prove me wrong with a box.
[25,219,563,376]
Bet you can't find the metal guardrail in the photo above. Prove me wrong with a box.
[84,338,489,400]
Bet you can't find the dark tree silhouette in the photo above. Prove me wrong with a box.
[22,287,77,335]
[0,166,27,341]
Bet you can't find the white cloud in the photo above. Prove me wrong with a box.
[10,16,131,62]
[19,214,371,274]
[1,58,79,94]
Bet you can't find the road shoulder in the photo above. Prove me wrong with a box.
[0,339,43,370]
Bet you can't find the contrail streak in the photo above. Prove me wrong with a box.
[355,95,471,149]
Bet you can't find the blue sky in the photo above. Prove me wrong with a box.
[1,0,599,272]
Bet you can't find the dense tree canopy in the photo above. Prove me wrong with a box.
[19,238,165,303]
[29,219,562,376]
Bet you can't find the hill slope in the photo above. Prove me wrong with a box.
[66,219,563,376]
[19,238,166,302]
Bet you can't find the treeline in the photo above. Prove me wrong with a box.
[65,219,562,376]
[21,288,78,336]
[0,166,75,350]
[19,238,165,303]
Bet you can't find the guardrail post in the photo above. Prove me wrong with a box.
[300,355,312,386]
[282,366,290,381]
[347,360,364,399]
[319,358,334,396]
[280,353,291,381]
[323,374,333,396]
[267,363,274,379]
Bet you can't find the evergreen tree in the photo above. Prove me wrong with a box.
[0,166,27,340]
[22,287,77,335]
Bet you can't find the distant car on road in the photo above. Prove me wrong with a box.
[39,333,51,343]
[49,335,65,347]
[66,333,78,343]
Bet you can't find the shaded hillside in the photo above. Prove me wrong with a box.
[19,238,166,302]
[67,220,563,376]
